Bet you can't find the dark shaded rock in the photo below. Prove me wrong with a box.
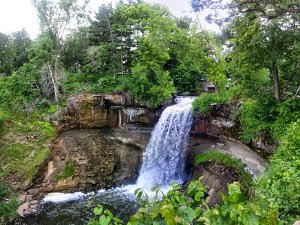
[27,189,39,197]
[189,161,240,206]
[38,129,151,193]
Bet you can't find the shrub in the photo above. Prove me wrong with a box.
[255,120,300,223]
[239,97,277,143]
[272,98,300,139]
[0,110,9,134]
[192,93,228,115]
[0,182,18,223]
[90,181,275,225]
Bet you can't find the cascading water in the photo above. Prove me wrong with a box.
[136,97,194,189]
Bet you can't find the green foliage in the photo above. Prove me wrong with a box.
[88,205,124,225]
[90,180,275,225]
[0,110,9,134]
[272,98,300,139]
[239,97,277,143]
[240,96,299,143]
[55,161,75,181]
[200,182,277,225]
[128,180,206,225]
[192,93,228,115]
[195,152,253,192]
[255,120,300,223]
[0,114,54,188]
[0,182,18,223]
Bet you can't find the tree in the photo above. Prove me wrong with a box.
[0,33,14,75]
[10,29,32,70]
[32,0,89,102]
[191,0,300,101]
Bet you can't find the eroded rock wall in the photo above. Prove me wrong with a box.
[52,93,158,131]
[38,129,150,193]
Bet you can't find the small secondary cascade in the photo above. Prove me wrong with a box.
[136,97,194,189]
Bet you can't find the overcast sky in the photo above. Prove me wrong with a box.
[0,0,218,39]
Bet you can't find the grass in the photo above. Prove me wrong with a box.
[195,151,253,193]
[0,113,55,189]
[55,161,75,181]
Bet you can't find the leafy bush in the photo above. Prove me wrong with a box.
[0,182,18,223]
[255,120,300,224]
[239,97,277,143]
[240,96,299,143]
[90,180,275,225]
[272,98,300,139]
[129,65,176,108]
[88,205,124,225]
[0,110,9,134]
[192,93,228,115]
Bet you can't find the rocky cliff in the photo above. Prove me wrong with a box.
[52,93,158,131]
[31,93,156,194]
[191,101,275,157]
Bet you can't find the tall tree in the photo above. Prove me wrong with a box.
[0,33,13,75]
[32,0,89,102]
[11,29,32,70]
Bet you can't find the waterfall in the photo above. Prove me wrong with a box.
[136,97,194,189]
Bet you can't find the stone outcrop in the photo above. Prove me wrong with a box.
[189,161,240,206]
[192,101,276,157]
[188,134,266,179]
[36,129,151,193]
[52,93,158,131]
[192,102,241,140]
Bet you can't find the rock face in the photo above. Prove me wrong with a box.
[188,134,266,179]
[52,93,158,131]
[38,129,151,193]
[189,161,240,206]
[192,101,275,157]
[192,102,241,140]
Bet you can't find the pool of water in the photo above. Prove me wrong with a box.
[13,187,139,225]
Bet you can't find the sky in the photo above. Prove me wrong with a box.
[0,0,219,39]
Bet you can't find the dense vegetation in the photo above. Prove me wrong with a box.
[0,0,299,223]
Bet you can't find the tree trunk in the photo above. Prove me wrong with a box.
[48,63,59,103]
[215,81,220,96]
[270,61,280,101]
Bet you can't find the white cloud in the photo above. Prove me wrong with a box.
[0,0,219,39]
[0,0,40,38]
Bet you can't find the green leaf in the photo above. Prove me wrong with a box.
[195,191,205,201]
[93,206,103,216]
[99,215,111,225]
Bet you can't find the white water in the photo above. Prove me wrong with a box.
[136,97,194,190]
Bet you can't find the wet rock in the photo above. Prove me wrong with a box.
[28,188,39,197]
[25,195,32,202]
[39,129,150,193]
[18,195,26,203]
[17,202,29,217]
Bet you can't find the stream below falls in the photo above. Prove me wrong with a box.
[14,187,139,225]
